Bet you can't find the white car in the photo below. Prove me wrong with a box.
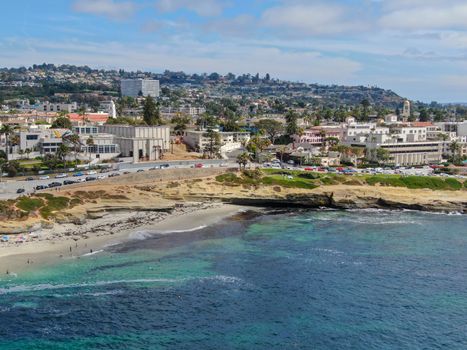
[55,173,67,178]
[76,178,86,183]
[97,175,107,180]
[39,175,50,180]
[86,170,97,175]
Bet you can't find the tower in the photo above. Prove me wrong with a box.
[402,100,411,120]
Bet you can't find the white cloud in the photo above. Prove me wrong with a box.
[261,3,367,36]
[155,0,228,17]
[72,0,136,20]
[380,2,467,30]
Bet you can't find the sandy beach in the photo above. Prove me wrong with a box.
[0,203,246,276]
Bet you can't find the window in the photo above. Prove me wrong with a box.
[26,134,38,140]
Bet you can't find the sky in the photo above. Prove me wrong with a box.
[1,0,467,103]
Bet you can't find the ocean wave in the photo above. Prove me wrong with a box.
[311,248,345,255]
[0,275,246,295]
[81,249,104,257]
[155,225,208,234]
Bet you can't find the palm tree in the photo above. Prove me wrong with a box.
[56,144,70,168]
[86,136,95,161]
[78,106,87,125]
[18,149,25,159]
[25,148,31,159]
[0,124,14,161]
[278,145,288,164]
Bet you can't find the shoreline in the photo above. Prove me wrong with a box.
[0,203,247,277]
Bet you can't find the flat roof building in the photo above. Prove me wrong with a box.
[121,79,160,98]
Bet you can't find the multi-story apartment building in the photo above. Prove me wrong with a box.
[293,126,344,146]
[99,125,170,162]
[121,79,160,98]
[36,102,78,113]
[183,129,250,154]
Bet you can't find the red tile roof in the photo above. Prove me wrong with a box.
[67,113,109,123]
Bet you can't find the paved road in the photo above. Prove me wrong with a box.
[0,160,237,200]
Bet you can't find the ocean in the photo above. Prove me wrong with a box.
[0,209,466,349]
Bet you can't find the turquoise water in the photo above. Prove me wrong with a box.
[0,210,466,349]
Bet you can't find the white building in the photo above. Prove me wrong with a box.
[99,125,170,162]
[73,126,120,161]
[183,129,250,154]
[121,79,160,98]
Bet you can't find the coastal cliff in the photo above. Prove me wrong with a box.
[0,168,465,234]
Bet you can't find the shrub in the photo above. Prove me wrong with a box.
[216,173,239,183]
[16,197,44,212]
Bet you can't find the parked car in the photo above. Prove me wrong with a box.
[63,180,77,185]
[16,188,25,194]
[25,177,35,181]
[48,182,62,188]
[35,185,47,190]
[195,163,204,168]
[55,173,67,178]
[73,172,84,177]
[160,164,170,169]
[97,175,107,180]
[76,178,86,183]
[137,169,145,173]
[86,170,97,175]
[85,176,97,182]
[108,173,120,177]
[123,171,131,175]
[39,175,50,180]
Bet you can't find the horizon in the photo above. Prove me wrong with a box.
[2,1,467,103]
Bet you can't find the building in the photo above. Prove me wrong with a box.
[100,101,117,118]
[99,125,170,162]
[183,129,250,154]
[36,102,78,113]
[18,128,66,155]
[293,126,344,146]
[121,79,160,98]
[67,112,109,125]
[401,100,411,119]
[73,126,120,161]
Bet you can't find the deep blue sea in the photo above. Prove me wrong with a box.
[0,209,466,350]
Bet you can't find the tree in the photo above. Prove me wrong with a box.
[246,135,271,162]
[51,116,73,129]
[360,99,370,121]
[285,110,299,137]
[236,152,250,169]
[203,129,221,159]
[78,106,87,124]
[171,113,191,135]
[86,136,95,160]
[56,144,70,166]
[375,148,390,164]
[25,148,31,159]
[419,108,429,122]
[0,125,14,161]
[2,160,20,177]
[143,96,161,126]
[449,140,462,165]
[256,119,284,144]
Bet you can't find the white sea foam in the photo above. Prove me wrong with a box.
[81,249,104,257]
[0,275,246,295]
[155,225,207,234]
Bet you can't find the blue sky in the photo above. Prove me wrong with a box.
[1,0,467,102]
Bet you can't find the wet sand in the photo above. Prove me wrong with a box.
[0,204,246,276]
